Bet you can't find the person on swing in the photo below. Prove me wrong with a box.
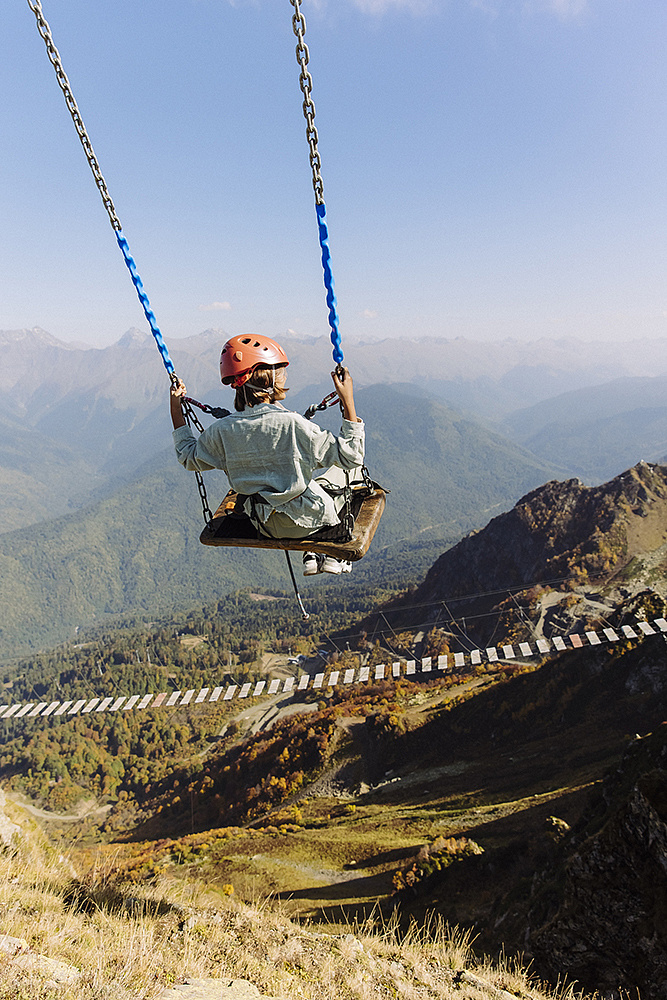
[170,335,365,575]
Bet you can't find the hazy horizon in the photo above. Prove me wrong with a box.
[5,324,667,352]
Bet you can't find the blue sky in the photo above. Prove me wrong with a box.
[2,0,666,347]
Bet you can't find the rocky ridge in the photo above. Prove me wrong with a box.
[368,461,667,648]
[527,725,667,999]
[417,461,667,604]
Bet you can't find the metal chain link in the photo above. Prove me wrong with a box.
[290,0,344,365]
[194,470,214,525]
[28,0,213,524]
[26,0,121,232]
[26,1,179,378]
[341,470,354,540]
[290,0,324,206]
[182,402,214,523]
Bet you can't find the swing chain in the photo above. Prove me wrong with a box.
[193,469,214,525]
[26,0,122,233]
[180,394,214,524]
[290,0,324,206]
[290,0,344,366]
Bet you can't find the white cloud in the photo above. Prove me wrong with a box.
[199,301,232,312]
[349,0,435,13]
[468,0,502,15]
[471,0,590,18]
[468,0,589,21]
[361,308,378,319]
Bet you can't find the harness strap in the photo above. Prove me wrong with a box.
[239,472,372,545]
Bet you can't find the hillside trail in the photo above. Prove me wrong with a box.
[248,852,364,886]
[217,692,318,742]
[5,791,111,823]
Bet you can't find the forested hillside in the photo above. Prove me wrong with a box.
[0,586,388,810]
[504,374,667,480]
[0,384,553,660]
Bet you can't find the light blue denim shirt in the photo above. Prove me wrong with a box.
[173,402,365,529]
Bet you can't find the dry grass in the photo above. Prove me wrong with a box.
[0,822,597,1000]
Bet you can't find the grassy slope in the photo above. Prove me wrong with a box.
[0,818,572,1000]
[84,628,665,992]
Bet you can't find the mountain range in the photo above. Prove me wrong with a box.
[5,326,667,531]
[4,326,667,658]
[505,375,667,480]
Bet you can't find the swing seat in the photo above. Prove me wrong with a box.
[200,482,386,561]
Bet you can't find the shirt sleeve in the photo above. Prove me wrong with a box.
[172,424,227,473]
[335,417,365,469]
[296,415,365,471]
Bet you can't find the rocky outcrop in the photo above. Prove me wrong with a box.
[0,934,80,988]
[413,461,667,605]
[528,728,667,999]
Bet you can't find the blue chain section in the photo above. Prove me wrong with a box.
[316,203,343,366]
[115,230,175,376]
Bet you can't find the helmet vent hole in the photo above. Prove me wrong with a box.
[241,337,251,344]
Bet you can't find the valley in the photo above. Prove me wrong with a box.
[2,330,667,997]
[4,614,663,999]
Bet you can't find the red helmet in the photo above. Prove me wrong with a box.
[219,335,289,388]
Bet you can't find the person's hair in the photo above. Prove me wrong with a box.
[234,365,288,412]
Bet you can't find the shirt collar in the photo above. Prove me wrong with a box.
[235,402,285,416]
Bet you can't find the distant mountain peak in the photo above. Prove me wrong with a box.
[116,328,153,349]
[0,327,73,348]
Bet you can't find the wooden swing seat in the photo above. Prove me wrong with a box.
[200,483,386,561]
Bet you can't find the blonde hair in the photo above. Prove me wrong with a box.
[234,366,288,412]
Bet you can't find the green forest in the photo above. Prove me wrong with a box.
[0,583,405,811]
